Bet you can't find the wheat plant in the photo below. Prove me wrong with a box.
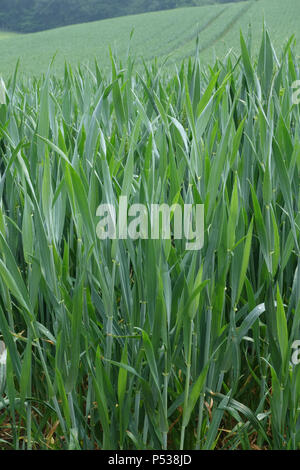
[0,29,299,450]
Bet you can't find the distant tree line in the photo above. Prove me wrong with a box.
[0,0,248,33]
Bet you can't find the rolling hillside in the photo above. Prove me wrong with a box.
[0,0,227,33]
[0,31,17,40]
[0,0,300,77]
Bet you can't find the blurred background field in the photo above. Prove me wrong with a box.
[0,0,300,77]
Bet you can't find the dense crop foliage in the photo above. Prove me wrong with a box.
[0,29,299,450]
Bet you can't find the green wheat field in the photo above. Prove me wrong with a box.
[1,0,300,77]
[0,0,300,452]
